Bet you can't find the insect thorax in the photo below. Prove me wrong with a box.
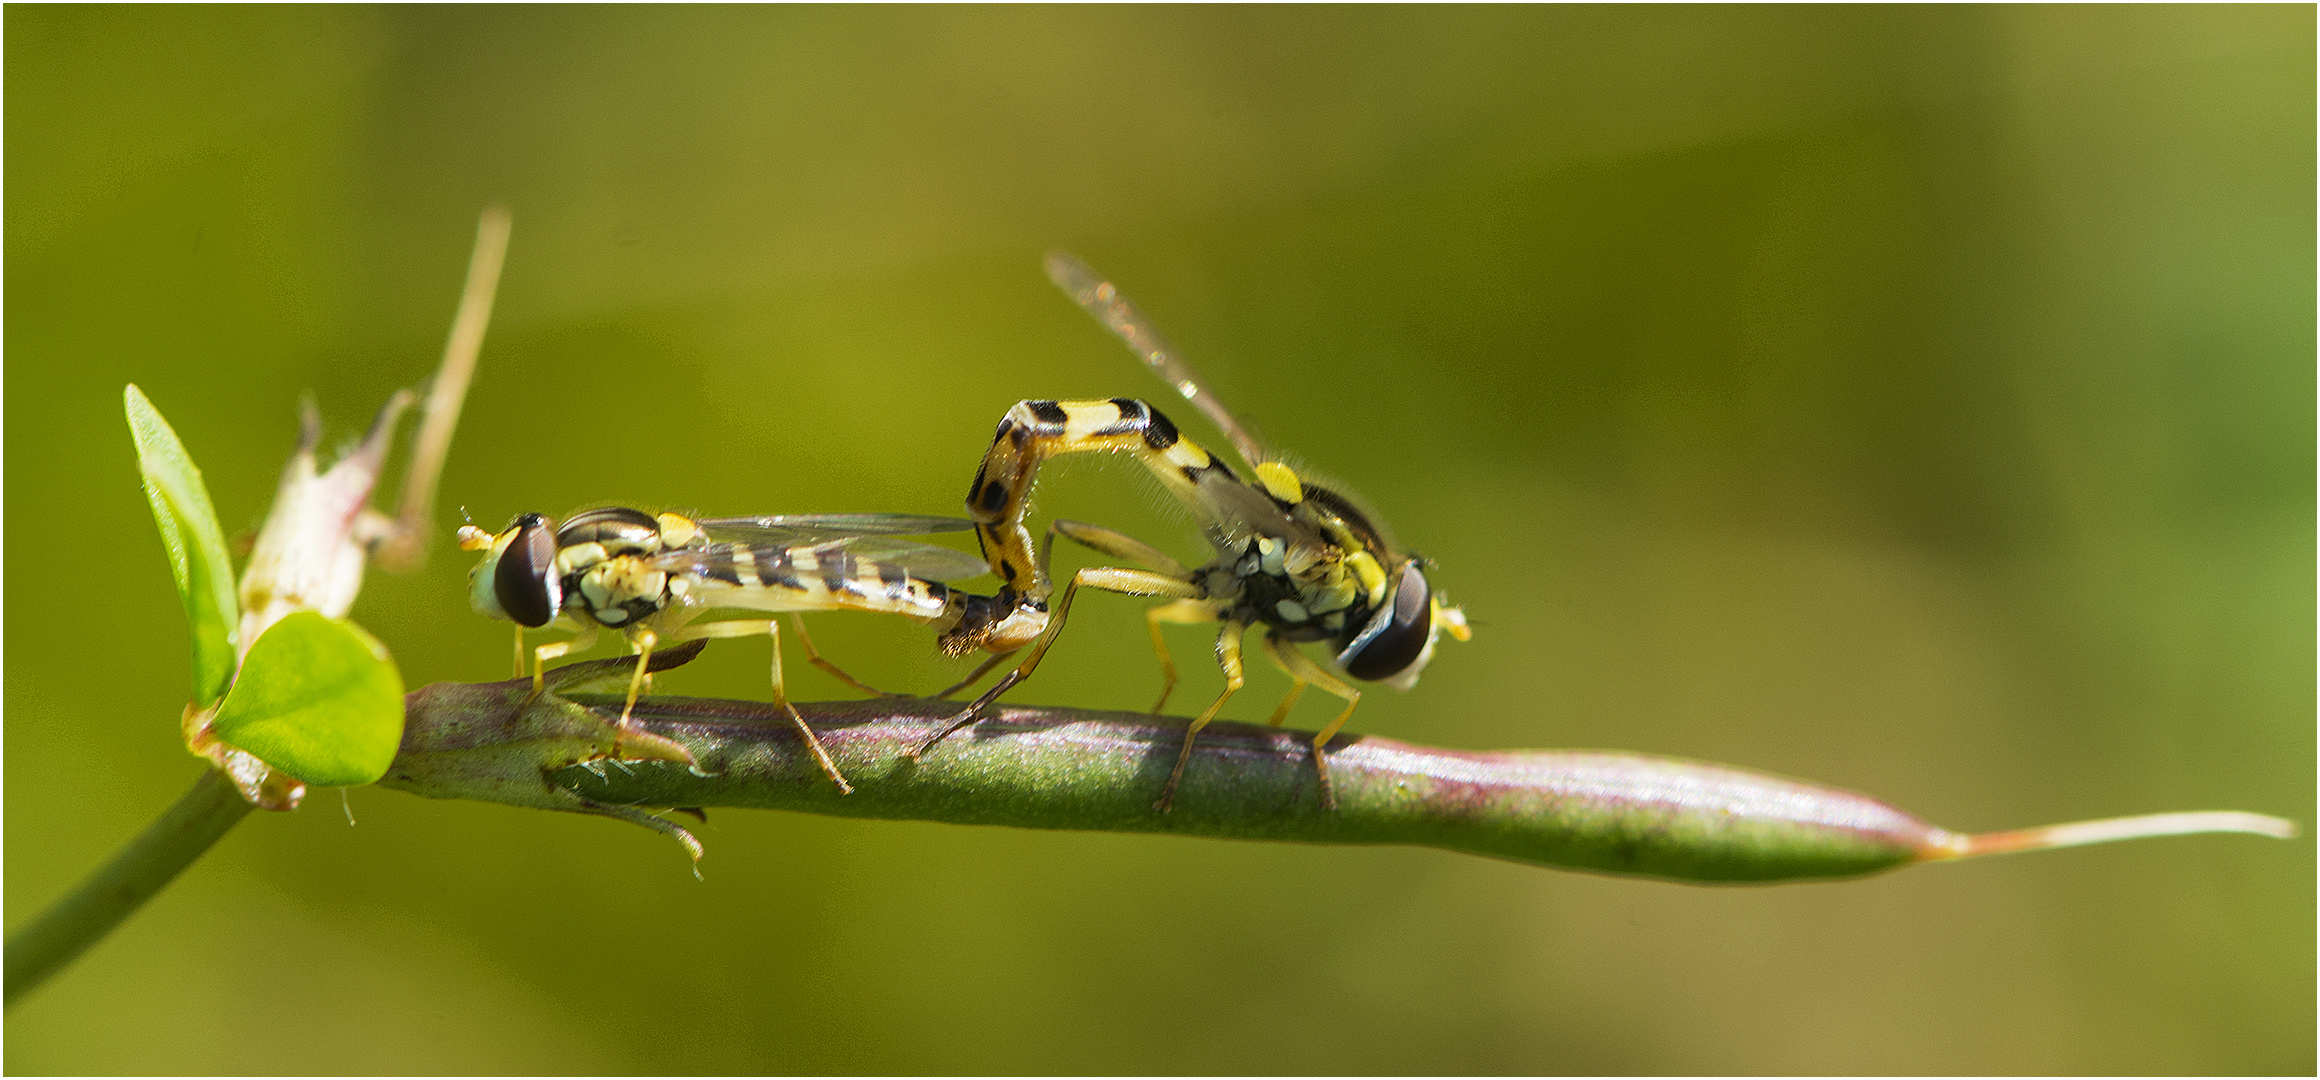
[552,509,681,629]
[566,557,673,628]
[1216,530,1381,648]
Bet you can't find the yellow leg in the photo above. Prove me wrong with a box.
[788,613,894,698]
[766,619,851,794]
[1051,518,1190,578]
[1050,508,1220,716]
[526,627,600,700]
[928,515,1165,697]
[511,623,526,679]
[656,618,853,794]
[620,627,659,728]
[1155,620,1248,813]
[1144,598,1224,715]
[634,641,658,701]
[1146,608,1178,713]
[911,565,1201,761]
[1262,631,1362,811]
[1265,680,1308,727]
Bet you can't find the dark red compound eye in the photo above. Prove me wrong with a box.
[494,513,561,628]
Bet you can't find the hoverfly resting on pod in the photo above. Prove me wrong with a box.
[917,252,1471,811]
[457,508,993,793]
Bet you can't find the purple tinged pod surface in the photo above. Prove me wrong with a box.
[383,670,2295,883]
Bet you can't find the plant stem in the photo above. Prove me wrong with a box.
[572,694,1950,881]
[378,669,2293,882]
[4,768,252,1009]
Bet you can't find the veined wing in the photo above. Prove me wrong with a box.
[694,514,984,580]
[802,535,990,582]
[694,513,975,547]
[1185,462,1328,553]
[655,534,990,583]
[1045,251,1269,472]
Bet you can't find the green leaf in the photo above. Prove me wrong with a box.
[211,612,405,787]
[126,385,240,707]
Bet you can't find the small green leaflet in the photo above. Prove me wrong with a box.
[126,385,240,707]
[210,612,406,787]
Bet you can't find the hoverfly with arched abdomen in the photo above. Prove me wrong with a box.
[916,252,1471,811]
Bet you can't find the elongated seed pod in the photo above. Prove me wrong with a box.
[382,669,2294,883]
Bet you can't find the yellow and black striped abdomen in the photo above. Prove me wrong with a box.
[682,544,953,621]
[965,398,1234,601]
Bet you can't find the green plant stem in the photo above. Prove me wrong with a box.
[5,768,252,1009]
[378,666,2293,882]
[568,694,1952,881]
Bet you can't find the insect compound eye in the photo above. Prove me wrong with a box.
[1337,560,1433,681]
[493,513,562,628]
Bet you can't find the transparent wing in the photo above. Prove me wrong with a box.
[1045,251,1269,471]
[653,535,991,584]
[693,513,975,548]
[1185,466,1328,554]
[805,536,991,582]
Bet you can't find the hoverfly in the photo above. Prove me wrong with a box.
[918,252,1471,811]
[458,507,993,793]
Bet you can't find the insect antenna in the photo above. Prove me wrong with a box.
[1044,250,1270,473]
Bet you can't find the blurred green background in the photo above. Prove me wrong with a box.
[7,7,2310,1073]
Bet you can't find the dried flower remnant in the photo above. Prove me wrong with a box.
[180,208,512,808]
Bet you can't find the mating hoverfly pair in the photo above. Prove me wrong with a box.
[459,253,1468,809]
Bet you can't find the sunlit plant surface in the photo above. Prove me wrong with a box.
[6,7,2308,1074]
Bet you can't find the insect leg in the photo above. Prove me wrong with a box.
[1154,619,1250,814]
[767,618,851,794]
[911,566,1200,762]
[569,794,704,878]
[787,612,895,698]
[1045,518,1207,713]
[1261,630,1363,811]
[1050,518,1191,577]
[658,618,852,794]
[929,649,1019,700]
[1265,679,1309,728]
[1145,598,1225,715]
[618,626,660,728]
[525,626,600,701]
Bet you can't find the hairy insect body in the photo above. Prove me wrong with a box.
[459,506,989,793]
[950,397,1402,657]
[552,511,682,628]
[957,395,1429,663]
[917,254,1470,811]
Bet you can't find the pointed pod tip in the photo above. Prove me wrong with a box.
[1934,810,2299,861]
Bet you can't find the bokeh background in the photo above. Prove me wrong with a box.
[7,7,2310,1073]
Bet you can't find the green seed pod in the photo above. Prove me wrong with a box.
[381,662,2294,881]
